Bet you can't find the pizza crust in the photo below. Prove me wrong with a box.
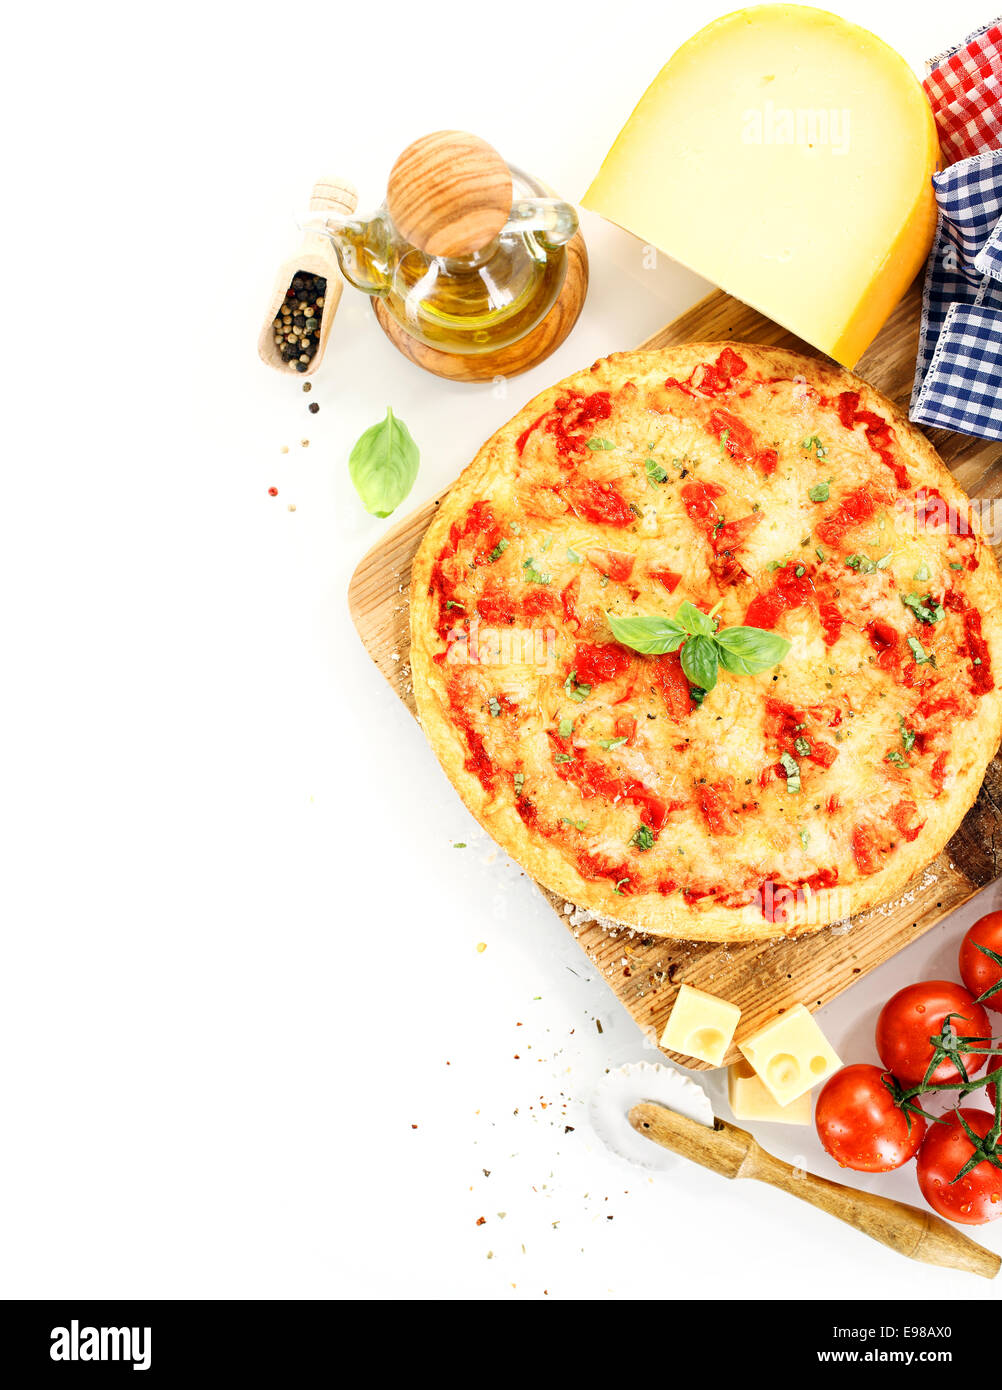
[410,345,1002,942]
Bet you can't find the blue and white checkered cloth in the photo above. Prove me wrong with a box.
[910,24,1002,442]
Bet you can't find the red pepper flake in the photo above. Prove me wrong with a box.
[476,1216,486,1226]
[268,486,278,497]
[411,1124,418,1130]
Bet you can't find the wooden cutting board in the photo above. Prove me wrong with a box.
[347,282,1002,1068]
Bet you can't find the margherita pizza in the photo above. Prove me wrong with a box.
[410,345,1002,941]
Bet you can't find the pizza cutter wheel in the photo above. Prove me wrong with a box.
[589,1061,1000,1278]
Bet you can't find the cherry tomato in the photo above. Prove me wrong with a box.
[875,980,991,1088]
[815,1064,926,1172]
[960,912,1002,1014]
[916,1107,1002,1225]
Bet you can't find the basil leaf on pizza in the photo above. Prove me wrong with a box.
[680,634,720,691]
[715,626,791,675]
[608,605,789,691]
[606,613,687,654]
[673,601,716,637]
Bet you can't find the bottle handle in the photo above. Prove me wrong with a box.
[504,198,578,249]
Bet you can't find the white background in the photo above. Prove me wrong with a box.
[4,0,1001,1301]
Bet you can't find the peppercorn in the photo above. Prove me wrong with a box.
[276,271,327,371]
[308,401,319,414]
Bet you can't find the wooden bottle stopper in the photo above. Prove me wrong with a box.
[387,131,512,257]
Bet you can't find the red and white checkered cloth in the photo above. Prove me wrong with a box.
[923,20,1002,163]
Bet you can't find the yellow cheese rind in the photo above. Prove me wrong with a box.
[582,4,939,366]
[661,983,741,1066]
[738,1004,841,1104]
[727,1059,811,1124]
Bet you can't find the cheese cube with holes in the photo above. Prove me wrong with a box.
[661,984,741,1066]
[738,1005,841,1105]
[728,1059,811,1124]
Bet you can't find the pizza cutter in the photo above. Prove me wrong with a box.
[589,1061,1000,1278]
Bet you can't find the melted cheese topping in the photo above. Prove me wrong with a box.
[418,347,998,931]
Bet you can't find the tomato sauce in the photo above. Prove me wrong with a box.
[865,619,901,670]
[764,697,840,769]
[650,568,682,592]
[852,823,888,876]
[890,799,925,843]
[566,478,635,528]
[744,562,814,629]
[586,548,635,581]
[695,784,737,836]
[653,650,695,719]
[944,590,994,695]
[571,641,633,687]
[830,391,909,489]
[550,737,671,834]
[815,487,883,549]
[516,390,613,460]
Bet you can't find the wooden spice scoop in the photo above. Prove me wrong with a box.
[630,1102,1001,1279]
[257,177,357,377]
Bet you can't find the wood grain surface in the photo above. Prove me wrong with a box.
[348,281,1002,1069]
[386,131,512,257]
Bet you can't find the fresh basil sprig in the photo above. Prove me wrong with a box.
[348,407,420,518]
[607,601,790,695]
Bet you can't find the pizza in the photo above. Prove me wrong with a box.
[409,344,1002,942]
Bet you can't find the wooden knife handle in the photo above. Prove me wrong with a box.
[630,1102,1000,1279]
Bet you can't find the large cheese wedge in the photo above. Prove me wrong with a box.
[582,5,939,366]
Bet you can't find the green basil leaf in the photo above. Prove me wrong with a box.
[674,601,715,636]
[347,407,420,518]
[680,635,719,692]
[715,626,792,675]
[808,482,830,502]
[907,635,936,666]
[901,591,944,624]
[630,825,655,852]
[606,613,687,654]
[779,753,801,793]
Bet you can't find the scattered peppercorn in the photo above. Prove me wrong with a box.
[268,487,278,497]
[272,272,326,372]
[308,401,319,414]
